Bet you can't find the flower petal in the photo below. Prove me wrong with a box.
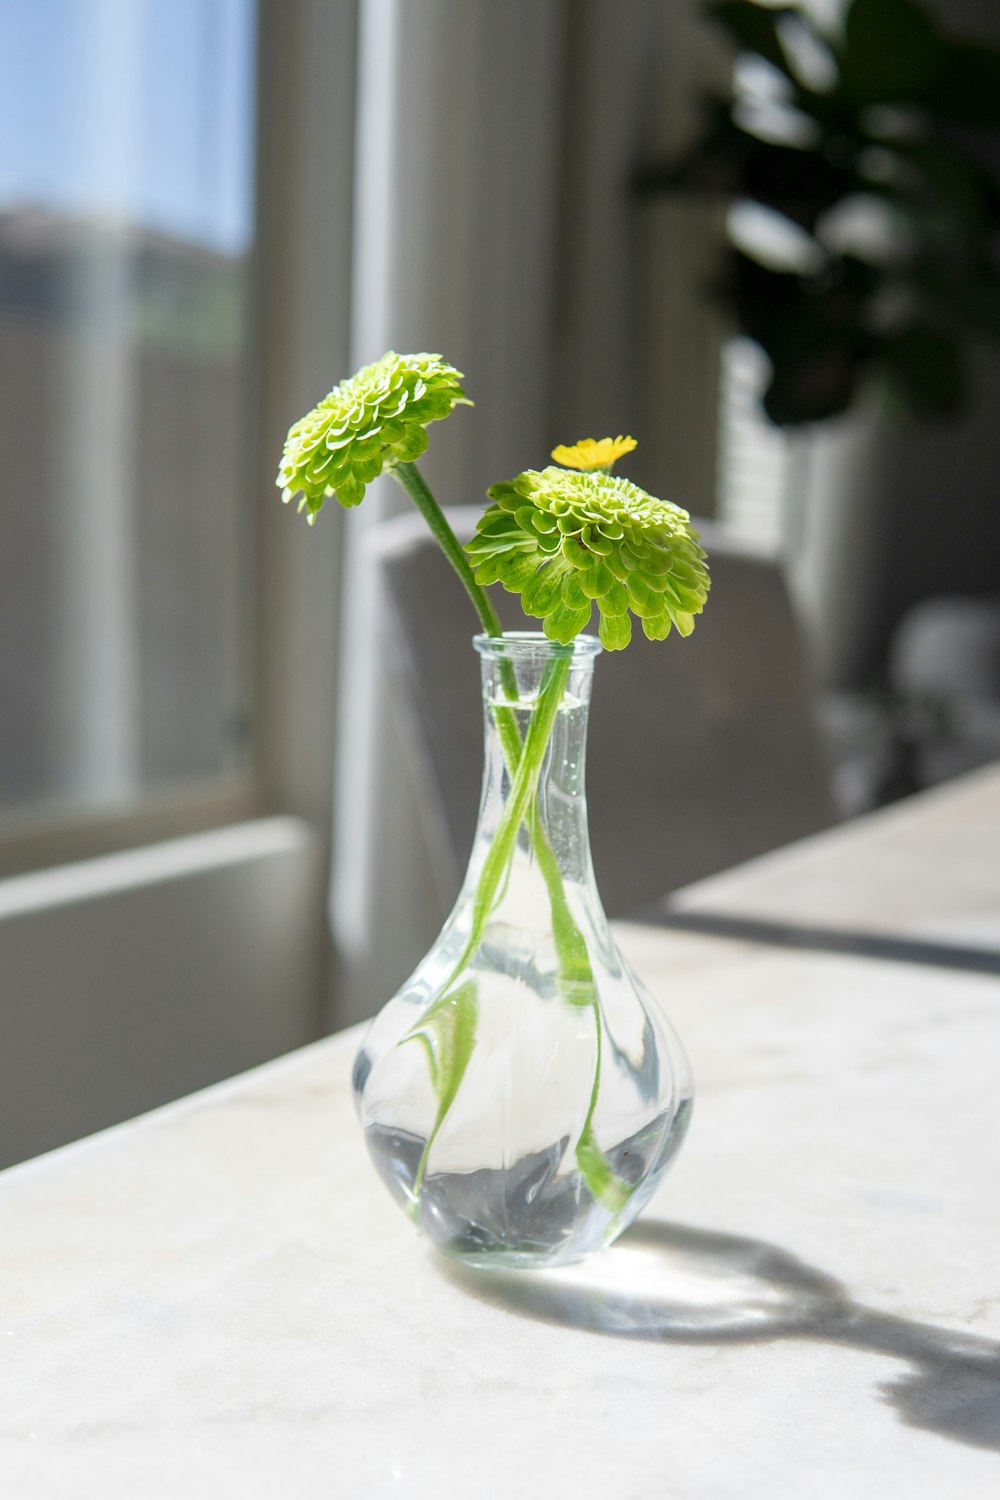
[276,352,468,518]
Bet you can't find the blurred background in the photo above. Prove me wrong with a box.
[1,0,998,1167]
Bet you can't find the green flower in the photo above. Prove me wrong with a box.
[466,467,710,650]
[276,351,470,520]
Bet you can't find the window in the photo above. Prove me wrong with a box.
[0,0,357,1168]
[0,0,257,834]
[716,337,792,554]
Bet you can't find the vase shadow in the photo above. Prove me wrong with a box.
[437,1218,1000,1454]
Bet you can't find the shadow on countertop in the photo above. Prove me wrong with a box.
[438,1219,1000,1454]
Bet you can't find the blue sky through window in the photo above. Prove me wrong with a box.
[0,0,256,255]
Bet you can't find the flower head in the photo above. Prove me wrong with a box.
[466,466,709,650]
[550,435,637,471]
[276,352,470,520]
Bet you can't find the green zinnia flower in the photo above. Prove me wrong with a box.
[466,466,710,650]
[276,351,470,520]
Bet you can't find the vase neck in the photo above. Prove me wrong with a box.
[470,633,602,897]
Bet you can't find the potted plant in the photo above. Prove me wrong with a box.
[637,0,1000,771]
[636,0,1000,426]
[277,351,710,1268]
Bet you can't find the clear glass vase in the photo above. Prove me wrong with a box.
[353,632,693,1269]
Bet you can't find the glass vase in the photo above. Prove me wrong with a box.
[353,632,693,1269]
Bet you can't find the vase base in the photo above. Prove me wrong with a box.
[363,1099,692,1269]
[436,1242,597,1272]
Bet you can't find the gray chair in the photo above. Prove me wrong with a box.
[370,506,837,918]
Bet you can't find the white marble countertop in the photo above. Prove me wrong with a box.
[663,761,1000,961]
[2,922,999,1497]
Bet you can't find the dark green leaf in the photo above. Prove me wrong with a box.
[881,325,964,413]
[842,0,940,105]
[639,108,862,234]
[709,1,797,76]
[927,43,1000,128]
[914,266,1000,340]
[763,344,863,425]
[890,139,996,229]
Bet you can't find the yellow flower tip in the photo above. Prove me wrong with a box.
[550,435,638,472]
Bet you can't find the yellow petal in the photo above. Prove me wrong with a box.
[551,435,638,471]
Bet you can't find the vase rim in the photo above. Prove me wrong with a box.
[473,631,603,660]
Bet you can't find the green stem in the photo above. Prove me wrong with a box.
[474,663,631,1216]
[404,657,570,1203]
[529,802,593,989]
[449,655,572,987]
[389,459,522,767]
[528,776,634,1214]
[389,459,504,638]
